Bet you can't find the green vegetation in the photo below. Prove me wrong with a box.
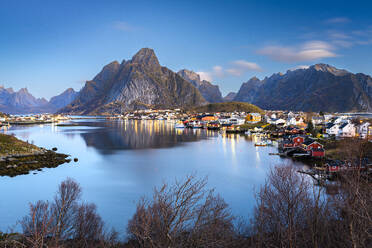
[192,101,264,113]
[0,133,40,156]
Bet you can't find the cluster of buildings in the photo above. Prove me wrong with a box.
[325,118,371,139]
[281,135,325,158]
[0,114,70,126]
[119,109,263,125]
[262,111,372,140]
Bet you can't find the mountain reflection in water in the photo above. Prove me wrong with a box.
[72,120,220,152]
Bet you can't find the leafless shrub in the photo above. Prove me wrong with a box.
[18,178,116,248]
[127,175,239,247]
[251,165,333,248]
[51,177,82,243]
[21,200,54,248]
[329,172,372,247]
[70,202,104,247]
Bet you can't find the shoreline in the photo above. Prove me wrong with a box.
[0,150,70,177]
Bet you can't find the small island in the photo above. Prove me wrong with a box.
[0,133,70,177]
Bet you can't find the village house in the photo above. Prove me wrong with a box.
[286,117,297,126]
[312,116,324,125]
[338,122,356,138]
[326,123,340,136]
[287,111,295,119]
[245,113,261,123]
[268,118,286,126]
[302,140,325,157]
[357,122,371,139]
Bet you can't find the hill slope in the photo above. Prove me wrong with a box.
[192,101,263,113]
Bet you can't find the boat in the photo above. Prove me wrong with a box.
[207,121,221,130]
[186,121,203,129]
[225,125,245,134]
[255,141,268,146]
[175,122,185,128]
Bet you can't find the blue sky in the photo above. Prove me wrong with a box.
[0,0,371,99]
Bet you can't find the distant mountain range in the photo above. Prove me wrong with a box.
[0,86,77,114]
[59,48,206,114]
[233,64,372,112]
[1,48,372,114]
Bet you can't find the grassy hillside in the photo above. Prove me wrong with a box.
[192,101,264,113]
[0,133,41,156]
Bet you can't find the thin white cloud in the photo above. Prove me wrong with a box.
[258,41,337,62]
[197,60,262,81]
[113,21,136,31]
[226,68,242,76]
[325,17,351,24]
[290,65,310,71]
[196,71,213,82]
[332,40,353,48]
[212,66,224,77]
[327,31,351,40]
[232,60,262,71]
[197,65,224,82]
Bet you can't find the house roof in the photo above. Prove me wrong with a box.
[303,139,318,146]
[339,122,348,129]
[326,123,337,129]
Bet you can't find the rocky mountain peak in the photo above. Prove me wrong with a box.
[248,76,260,82]
[65,88,76,93]
[131,48,160,67]
[177,69,201,87]
[18,88,30,94]
[311,63,349,76]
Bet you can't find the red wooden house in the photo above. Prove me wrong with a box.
[293,136,305,147]
[302,140,325,157]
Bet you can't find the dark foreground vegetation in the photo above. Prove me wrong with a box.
[1,165,371,248]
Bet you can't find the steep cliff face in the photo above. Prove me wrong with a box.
[234,64,372,112]
[177,69,223,103]
[59,48,206,114]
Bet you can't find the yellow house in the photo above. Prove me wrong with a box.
[245,113,261,123]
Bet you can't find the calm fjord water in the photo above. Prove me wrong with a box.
[0,120,304,234]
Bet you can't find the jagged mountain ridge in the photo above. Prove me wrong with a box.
[0,86,78,114]
[59,48,206,114]
[234,64,372,112]
[177,69,223,103]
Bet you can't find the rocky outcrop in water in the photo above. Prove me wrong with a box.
[59,48,206,114]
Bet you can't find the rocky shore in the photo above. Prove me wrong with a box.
[0,149,70,177]
[0,133,72,177]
